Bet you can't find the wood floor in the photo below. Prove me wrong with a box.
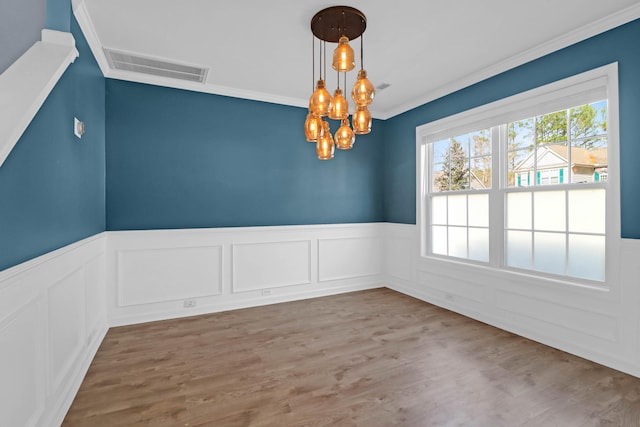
[63,289,640,426]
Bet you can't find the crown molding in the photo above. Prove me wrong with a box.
[105,70,310,110]
[72,0,110,76]
[73,0,640,120]
[380,2,640,119]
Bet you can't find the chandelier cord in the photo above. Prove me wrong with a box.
[344,72,347,99]
[360,21,364,70]
[312,34,315,91]
[320,39,324,80]
[318,18,323,81]
[323,41,327,81]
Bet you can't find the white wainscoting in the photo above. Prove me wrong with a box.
[383,222,640,378]
[232,240,311,292]
[0,234,107,427]
[4,221,637,427]
[106,223,385,326]
[318,237,382,282]
[117,245,223,306]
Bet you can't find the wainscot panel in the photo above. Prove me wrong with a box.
[0,233,107,427]
[318,237,382,282]
[106,224,385,326]
[232,240,311,292]
[48,268,86,392]
[385,235,413,282]
[117,245,222,306]
[384,222,640,378]
[0,295,44,427]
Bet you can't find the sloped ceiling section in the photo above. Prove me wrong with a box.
[74,0,640,119]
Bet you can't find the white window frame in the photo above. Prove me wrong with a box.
[416,63,620,290]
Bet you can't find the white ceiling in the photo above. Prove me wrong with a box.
[77,0,640,119]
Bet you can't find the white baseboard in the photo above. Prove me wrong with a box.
[109,282,383,327]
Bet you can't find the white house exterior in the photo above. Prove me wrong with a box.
[513,144,607,186]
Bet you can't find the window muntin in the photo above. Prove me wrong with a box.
[430,193,490,262]
[508,100,607,188]
[432,129,492,193]
[503,100,607,281]
[423,90,612,284]
[504,188,606,281]
[429,129,491,263]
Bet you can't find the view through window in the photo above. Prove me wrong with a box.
[419,67,618,285]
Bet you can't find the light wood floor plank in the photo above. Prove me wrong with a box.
[63,289,640,426]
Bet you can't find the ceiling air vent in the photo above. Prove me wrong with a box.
[104,48,208,83]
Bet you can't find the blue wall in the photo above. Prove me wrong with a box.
[383,18,640,239]
[105,81,384,230]
[4,7,640,271]
[0,15,106,271]
[46,0,71,33]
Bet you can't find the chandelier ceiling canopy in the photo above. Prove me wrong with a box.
[310,6,366,42]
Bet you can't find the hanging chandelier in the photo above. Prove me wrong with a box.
[304,6,375,160]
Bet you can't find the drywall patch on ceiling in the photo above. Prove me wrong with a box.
[103,48,208,83]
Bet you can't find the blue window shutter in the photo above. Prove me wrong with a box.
[537,171,541,184]
[595,171,600,182]
[559,168,564,183]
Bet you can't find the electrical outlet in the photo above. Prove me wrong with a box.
[261,289,271,296]
[183,299,196,308]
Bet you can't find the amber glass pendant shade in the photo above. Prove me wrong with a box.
[328,88,349,120]
[304,112,323,142]
[352,105,372,134]
[309,79,332,117]
[335,118,355,150]
[332,35,355,72]
[316,121,335,160]
[307,7,371,159]
[352,69,375,106]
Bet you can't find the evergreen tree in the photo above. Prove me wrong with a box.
[436,139,469,191]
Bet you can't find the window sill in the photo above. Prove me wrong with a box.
[417,253,611,295]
